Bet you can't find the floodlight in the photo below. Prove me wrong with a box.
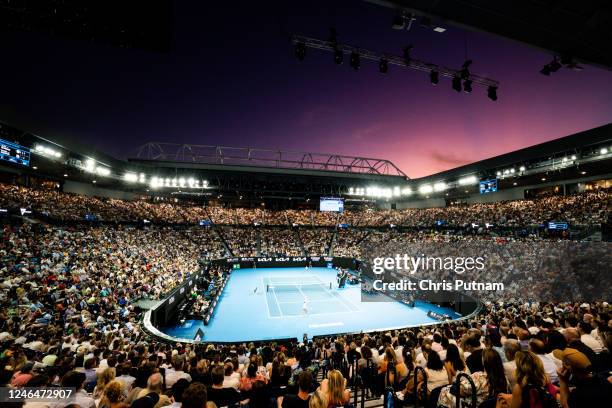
[463,79,472,93]
[334,48,343,64]
[434,182,447,192]
[419,184,433,194]
[487,86,498,101]
[294,42,306,61]
[452,76,462,92]
[123,173,138,182]
[429,70,439,85]
[350,52,360,70]
[379,58,388,73]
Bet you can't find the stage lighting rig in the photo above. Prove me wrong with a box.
[350,51,361,70]
[334,48,343,64]
[463,79,473,93]
[402,45,414,64]
[429,69,439,85]
[549,58,562,72]
[379,58,389,73]
[294,42,306,61]
[487,86,498,101]
[540,57,562,76]
[452,76,462,92]
[291,34,500,100]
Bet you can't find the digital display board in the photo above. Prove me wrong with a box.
[479,179,498,194]
[320,197,344,212]
[548,221,569,230]
[0,139,30,166]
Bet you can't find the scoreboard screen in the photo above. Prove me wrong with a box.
[320,197,344,212]
[479,179,498,194]
[0,139,30,167]
[548,221,568,230]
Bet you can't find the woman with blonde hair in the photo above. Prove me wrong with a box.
[100,380,128,408]
[309,390,329,408]
[378,346,409,389]
[497,351,557,408]
[94,367,116,401]
[319,369,350,407]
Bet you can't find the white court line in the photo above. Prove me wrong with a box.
[271,284,284,318]
[277,299,337,304]
[320,282,360,312]
[309,322,344,328]
[297,285,306,300]
[265,307,357,319]
[262,276,272,319]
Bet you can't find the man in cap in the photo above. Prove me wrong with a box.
[555,348,611,408]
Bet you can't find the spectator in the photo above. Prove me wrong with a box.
[208,365,242,407]
[502,339,521,389]
[556,348,612,408]
[318,370,350,407]
[279,370,313,408]
[182,382,209,408]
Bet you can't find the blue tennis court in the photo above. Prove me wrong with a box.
[263,275,359,317]
[162,267,459,342]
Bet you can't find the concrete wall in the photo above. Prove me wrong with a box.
[63,180,137,200]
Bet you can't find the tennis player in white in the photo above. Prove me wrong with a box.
[302,296,309,315]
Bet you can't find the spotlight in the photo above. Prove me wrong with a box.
[334,48,343,64]
[429,70,439,85]
[379,58,388,73]
[540,64,551,76]
[487,86,498,101]
[350,51,360,70]
[294,42,306,61]
[463,79,473,93]
[549,58,562,72]
[452,76,462,92]
[402,45,413,65]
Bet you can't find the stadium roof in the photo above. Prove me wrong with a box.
[413,122,612,183]
[364,0,612,71]
[129,142,408,179]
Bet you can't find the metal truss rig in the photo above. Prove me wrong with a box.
[292,34,500,89]
[135,142,408,178]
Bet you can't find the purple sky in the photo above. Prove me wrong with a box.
[1,0,611,178]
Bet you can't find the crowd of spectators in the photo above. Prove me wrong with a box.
[1,289,610,408]
[0,183,608,228]
[220,228,259,257]
[0,182,610,408]
[298,229,331,257]
[360,230,611,302]
[332,230,370,258]
[312,300,612,407]
[259,229,302,257]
